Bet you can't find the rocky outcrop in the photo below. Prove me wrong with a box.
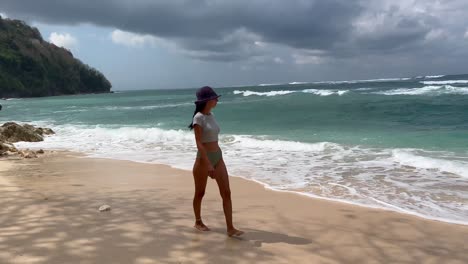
[1,122,44,142]
[0,122,54,158]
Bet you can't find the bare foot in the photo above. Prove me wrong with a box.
[227,228,244,237]
[194,220,210,231]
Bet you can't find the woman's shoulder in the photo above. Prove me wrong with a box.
[194,112,216,118]
[193,112,206,124]
[194,112,205,119]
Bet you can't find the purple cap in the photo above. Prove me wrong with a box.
[195,86,221,103]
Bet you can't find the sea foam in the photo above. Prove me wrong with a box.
[421,80,468,85]
[375,85,468,95]
[233,89,349,97]
[14,123,468,225]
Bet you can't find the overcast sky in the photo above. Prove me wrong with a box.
[1,0,468,90]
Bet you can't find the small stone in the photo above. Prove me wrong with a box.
[22,150,37,159]
[36,149,45,154]
[25,153,37,158]
[99,205,111,212]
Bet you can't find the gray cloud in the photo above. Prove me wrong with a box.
[1,0,468,63]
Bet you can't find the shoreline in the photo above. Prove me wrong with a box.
[1,152,468,263]
[240,175,468,227]
[5,148,468,227]
[42,150,468,227]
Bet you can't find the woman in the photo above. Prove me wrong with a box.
[188,86,243,237]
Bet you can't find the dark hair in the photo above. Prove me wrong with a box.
[188,101,207,130]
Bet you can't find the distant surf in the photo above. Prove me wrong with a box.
[233,89,349,97]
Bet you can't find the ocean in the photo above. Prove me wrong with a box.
[2,74,468,225]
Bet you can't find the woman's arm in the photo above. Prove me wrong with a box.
[193,125,215,177]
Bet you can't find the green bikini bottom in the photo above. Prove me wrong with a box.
[197,149,222,167]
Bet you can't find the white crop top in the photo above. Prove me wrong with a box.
[192,112,220,143]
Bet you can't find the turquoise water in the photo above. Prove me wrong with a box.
[2,74,468,224]
[4,75,468,150]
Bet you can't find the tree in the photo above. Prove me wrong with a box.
[0,16,112,98]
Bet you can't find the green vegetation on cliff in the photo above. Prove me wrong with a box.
[0,16,111,98]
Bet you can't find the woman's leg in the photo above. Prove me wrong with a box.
[214,159,244,236]
[193,159,210,231]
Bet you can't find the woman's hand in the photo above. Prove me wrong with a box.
[208,165,215,179]
[193,125,216,179]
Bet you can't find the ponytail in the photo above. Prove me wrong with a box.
[188,102,207,130]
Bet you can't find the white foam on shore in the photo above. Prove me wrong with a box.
[14,123,468,225]
[392,149,468,178]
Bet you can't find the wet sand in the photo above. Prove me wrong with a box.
[0,152,467,264]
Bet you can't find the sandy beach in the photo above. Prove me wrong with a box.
[0,152,467,264]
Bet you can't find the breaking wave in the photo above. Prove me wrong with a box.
[374,85,468,96]
[233,89,349,97]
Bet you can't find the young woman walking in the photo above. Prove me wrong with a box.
[188,86,243,237]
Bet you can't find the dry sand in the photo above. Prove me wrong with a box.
[0,152,467,264]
